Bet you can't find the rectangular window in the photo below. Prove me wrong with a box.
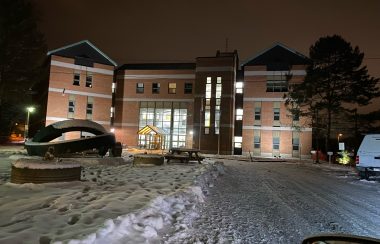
[168,83,176,94]
[136,83,144,93]
[205,77,212,129]
[254,135,261,149]
[86,97,93,120]
[266,73,288,92]
[273,131,280,150]
[273,108,280,121]
[73,72,80,86]
[215,77,222,134]
[236,108,243,120]
[236,82,243,94]
[86,72,93,88]
[255,107,261,121]
[152,83,160,94]
[68,95,75,118]
[112,82,116,93]
[184,83,193,94]
[292,137,300,151]
[293,112,299,122]
[234,136,242,148]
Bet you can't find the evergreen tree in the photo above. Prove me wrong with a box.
[0,0,47,137]
[285,35,380,152]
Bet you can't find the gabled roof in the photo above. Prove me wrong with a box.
[137,125,168,135]
[242,43,310,68]
[118,63,195,71]
[47,40,117,66]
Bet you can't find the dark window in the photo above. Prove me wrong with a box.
[136,83,144,93]
[86,74,92,88]
[273,137,280,150]
[73,73,80,86]
[266,74,288,92]
[293,113,299,121]
[168,83,176,94]
[274,108,280,121]
[152,83,160,94]
[184,83,193,94]
[86,103,93,115]
[292,137,299,150]
[254,136,261,148]
[68,101,75,113]
[255,107,261,120]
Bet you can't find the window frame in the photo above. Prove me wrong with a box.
[168,83,176,94]
[136,83,144,93]
[152,83,160,94]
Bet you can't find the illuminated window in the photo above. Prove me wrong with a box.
[184,83,193,94]
[68,95,75,118]
[236,82,243,94]
[234,136,242,148]
[86,72,93,88]
[136,83,144,93]
[152,83,160,94]
[86,97,93,120]
[236,108,243,120]
[215,77,222,134]
[168,83,176,94]
[112,83,116,93]
[205,77,212,130]
[73,72,80,86]
[110,107,115,118]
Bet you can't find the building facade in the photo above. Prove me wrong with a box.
[45,40,312,158]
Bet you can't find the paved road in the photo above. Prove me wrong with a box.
[166,160,380,244]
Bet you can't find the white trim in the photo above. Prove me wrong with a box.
[51,60,114,75]
[195,66,234,72]
[244,70,306,76]
[244,97,285,102]
[47,40,117,66]
[49,87,112,99]
[114,123,139,127]
[116,98,194,102]
[119,74,195,79]
[243,125,312,132]
[46,117,110,125]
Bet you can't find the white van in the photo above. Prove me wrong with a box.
[356,134,380,179]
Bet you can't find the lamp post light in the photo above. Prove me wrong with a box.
[338,133,343,143]
[24,106,35,141]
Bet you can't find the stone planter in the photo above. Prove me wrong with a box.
[11,159,82,184]
[133,154,164,166]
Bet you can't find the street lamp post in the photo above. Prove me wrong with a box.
[338,133,343,143]
[24,106,35,141]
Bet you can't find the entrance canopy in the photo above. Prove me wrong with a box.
[137,125,168,136]
[137,125,168,149]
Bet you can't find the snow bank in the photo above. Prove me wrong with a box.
[0,156,223,244]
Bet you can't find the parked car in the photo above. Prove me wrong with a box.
[356,134,380,180]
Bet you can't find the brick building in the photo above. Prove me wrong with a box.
[46,40,117,140]
[45,41,312,158]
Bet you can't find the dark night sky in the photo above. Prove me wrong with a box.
[33,0,380,109]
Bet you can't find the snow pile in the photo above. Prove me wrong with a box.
[12,159,80,169]
[0,154,223,243]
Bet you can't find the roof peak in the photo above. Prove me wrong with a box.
[47,40,117,66]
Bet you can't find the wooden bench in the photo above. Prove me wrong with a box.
[164,153,190,164]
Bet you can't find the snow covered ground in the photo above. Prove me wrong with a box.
[167,160,380,244]
[0,148,223,244]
